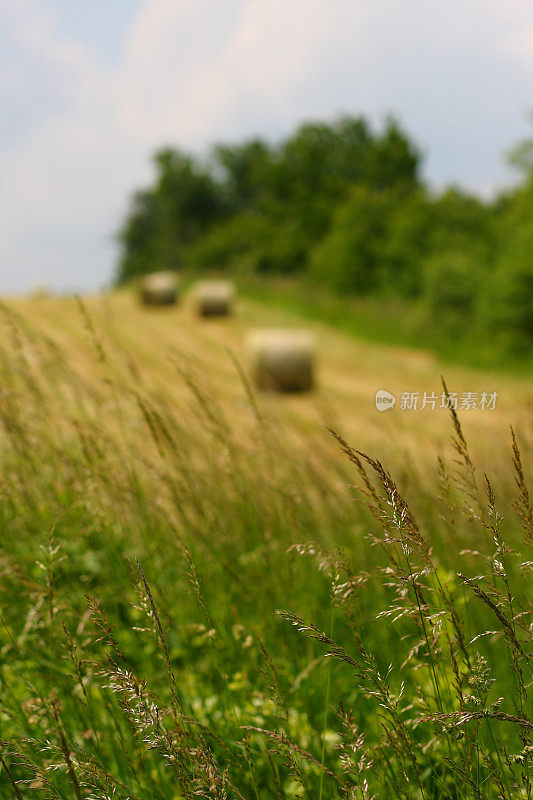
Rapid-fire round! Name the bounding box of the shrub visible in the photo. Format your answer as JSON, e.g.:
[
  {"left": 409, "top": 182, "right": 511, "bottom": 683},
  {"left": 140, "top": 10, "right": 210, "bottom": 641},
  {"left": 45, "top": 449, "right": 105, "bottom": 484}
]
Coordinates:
[
  {"left": 481, "top": 228, "right": 533, "bottom": 355},
  {"left": 422, "top": 250, "right": 484, "bottom": 335},
  {"left": 310, "top": 185, "right": 394, "bottom": 293}
]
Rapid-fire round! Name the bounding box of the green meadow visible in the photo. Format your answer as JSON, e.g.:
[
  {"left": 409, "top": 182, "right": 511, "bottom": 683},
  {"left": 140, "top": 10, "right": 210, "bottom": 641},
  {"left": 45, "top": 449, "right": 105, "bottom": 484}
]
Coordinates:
[{"left": 0, "top": 289, "right": 531, "bottom": 799}]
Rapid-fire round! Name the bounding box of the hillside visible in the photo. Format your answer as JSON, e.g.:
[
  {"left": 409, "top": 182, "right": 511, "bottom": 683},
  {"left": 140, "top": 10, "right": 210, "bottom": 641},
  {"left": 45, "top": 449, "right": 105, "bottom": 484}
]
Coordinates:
[
  {"left": 1, "top": 287, "right": 532, "bottom": 799},
  {"left": 7, "top": 287, "right": 532, "bottom": 478},
  {"left": 116, "top": 117, "right": 533, "bottom": 367}
]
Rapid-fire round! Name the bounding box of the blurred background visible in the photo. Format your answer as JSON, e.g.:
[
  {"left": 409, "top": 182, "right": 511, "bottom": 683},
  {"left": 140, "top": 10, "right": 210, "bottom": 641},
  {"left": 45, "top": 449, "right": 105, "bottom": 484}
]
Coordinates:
[{"left": 1, "top": 0, "right": 533, "bottom": 364}]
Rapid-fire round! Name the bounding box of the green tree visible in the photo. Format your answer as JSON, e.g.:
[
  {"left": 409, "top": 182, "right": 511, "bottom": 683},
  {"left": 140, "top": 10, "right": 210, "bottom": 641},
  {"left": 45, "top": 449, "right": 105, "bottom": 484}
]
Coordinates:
[
  {"left": 116, "top": 190, "right": 159, "bottom": 281},
  {"left": 427, "top": 188, "right": 495, "bottom": 258},
  {"left": 213, "top": 139, "right": 274, "bottom": 211},
  {"left": 365, "top": 115, "right": 420, "bottom": 190},
  {"left": 422, "top": 250, "right": 483, "bottom": 335},
  {"left": 117, "top": 148, "right": 226, "bottom": 283},
  {"left": 481, "top": 177, "right": 533, "bottom": 354},
  {"left": 379, "top": 190, "right": 432, "bottom": 296},
  {"left": 309, "top": 185, "right": 394, "bottom": 293}
]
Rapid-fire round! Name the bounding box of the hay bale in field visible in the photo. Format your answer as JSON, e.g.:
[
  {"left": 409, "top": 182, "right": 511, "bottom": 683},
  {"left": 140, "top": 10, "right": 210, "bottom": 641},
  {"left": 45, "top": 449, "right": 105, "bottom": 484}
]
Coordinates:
[
  {"left": 192, "top": 280, "right": 235, "bottom": 317},
  {"left": 140, "top": 271, "right": 179, "bottom": 306},
  {"left": 247, "top": 329, "right": 315, "bottom": 392}
]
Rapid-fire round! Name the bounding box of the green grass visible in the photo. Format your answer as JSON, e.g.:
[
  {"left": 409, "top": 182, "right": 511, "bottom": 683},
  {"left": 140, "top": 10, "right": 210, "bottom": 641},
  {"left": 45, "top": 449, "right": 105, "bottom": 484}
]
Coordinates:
[
  {"left": 0, "top": 296, "right": 531, "bottom": 799},
  {"left": 236, "top": 275, "right": 533, "bottom": 375}
]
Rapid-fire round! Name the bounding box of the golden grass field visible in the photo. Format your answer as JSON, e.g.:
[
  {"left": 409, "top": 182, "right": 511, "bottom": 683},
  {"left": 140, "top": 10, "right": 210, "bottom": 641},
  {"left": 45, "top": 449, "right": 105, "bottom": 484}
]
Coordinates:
[
  {"left": 1, "top": 287, "right": 532, "bottom": 799},
  {"left": 5, "top": 287, "right": 532, "bottom": 487}
]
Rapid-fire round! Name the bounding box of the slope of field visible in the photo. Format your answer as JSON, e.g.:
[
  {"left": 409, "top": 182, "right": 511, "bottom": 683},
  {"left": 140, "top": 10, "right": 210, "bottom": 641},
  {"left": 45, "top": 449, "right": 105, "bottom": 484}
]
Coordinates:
[
  {"left": 1, "top": 286, "right": 532, "bottom": 799},
  {"left": 7, "top": 287, "right": 533, "bottom": 480}
]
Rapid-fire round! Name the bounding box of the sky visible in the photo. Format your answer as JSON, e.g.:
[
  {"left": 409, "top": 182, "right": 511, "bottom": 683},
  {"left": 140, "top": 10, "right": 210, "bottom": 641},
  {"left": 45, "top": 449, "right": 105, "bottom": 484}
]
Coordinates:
[{"left": 1, "top": 0, "right": 533, "bottom": 294}]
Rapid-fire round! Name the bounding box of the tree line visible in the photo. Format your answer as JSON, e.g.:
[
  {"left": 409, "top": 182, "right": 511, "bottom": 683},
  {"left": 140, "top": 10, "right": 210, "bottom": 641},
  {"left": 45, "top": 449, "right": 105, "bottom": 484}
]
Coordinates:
[{"left": 116, "top": 115, "right": 533, "bottom": 359}]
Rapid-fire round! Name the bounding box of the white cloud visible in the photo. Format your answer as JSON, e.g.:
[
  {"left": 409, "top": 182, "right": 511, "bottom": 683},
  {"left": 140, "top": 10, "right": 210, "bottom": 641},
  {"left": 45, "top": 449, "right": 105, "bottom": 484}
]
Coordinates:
[
  {"left": 1, "top": 0, "right": 533, "bottom": 292},
  {"left": 0, "top": 2, "right": 137, "bottom": 291},
  {"left": 116, "top": 0, "right": 341, "bottom": 146}
]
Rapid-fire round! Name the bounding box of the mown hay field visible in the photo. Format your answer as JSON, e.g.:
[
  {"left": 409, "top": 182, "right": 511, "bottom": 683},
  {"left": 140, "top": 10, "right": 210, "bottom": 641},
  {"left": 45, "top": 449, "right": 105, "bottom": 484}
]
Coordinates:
[{"left": 8, "top": 288, "right": 532, "bottom": 470}]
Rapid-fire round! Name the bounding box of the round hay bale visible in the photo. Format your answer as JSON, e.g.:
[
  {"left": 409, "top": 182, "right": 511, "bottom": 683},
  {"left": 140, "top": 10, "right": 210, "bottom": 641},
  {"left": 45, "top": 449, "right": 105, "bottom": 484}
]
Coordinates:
[
  {"left": 193, "top": 280, "right": 235, "bottom": 317},
  {"left": 140, "top": 271, "right": 179, "bottom": 306},
  {"left": 247, "top": 329, "right": 315, "bottom": 393}
]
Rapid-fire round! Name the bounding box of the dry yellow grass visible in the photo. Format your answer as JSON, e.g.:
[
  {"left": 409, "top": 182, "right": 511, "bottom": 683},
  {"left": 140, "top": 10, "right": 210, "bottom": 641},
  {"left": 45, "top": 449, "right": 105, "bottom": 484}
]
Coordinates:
[{"left": 4, "top": 288, "right": 532, "bottom": 486}]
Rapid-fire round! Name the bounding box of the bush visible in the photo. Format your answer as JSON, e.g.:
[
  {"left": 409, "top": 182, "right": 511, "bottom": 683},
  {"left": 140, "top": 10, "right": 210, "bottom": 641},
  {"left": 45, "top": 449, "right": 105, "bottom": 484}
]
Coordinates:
[
  {"left": 379, "top": 190, "right": 432, "bottom": 296},
  {"left": 481, "top": 228, "right": 533, "bottom": 355},
  {"left": 422, "top": 250, "right": 484, "bottom": 335},
  {"left": 187, "top": 211, "right": 311, "bottom": 274},
  {"left": 309, "top": 185, "right": 394, "bottom": 293},
  {"left": 186, "top": 212, "right": 269, "bottom": 272}
]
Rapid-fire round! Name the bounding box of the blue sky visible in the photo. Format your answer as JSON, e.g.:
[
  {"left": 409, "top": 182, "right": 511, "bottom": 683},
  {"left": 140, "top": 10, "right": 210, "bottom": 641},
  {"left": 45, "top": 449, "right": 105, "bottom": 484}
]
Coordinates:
[{"left": 1, "top": 0, "right": 533, "bottom": 293}]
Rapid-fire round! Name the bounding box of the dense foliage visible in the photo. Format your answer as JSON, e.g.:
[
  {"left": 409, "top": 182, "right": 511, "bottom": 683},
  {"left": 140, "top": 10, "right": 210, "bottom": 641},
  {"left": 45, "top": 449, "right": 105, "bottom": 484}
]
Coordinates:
[{"left": 116, "top": 115, "right": 533, "bottom": 359}]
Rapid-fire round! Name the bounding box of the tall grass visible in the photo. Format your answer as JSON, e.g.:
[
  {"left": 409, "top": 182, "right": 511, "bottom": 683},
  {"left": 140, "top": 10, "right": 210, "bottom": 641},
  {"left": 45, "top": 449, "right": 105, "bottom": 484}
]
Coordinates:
[{"left": 0, "top": 301, "right": 530, "bottom": 799}]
